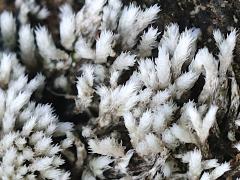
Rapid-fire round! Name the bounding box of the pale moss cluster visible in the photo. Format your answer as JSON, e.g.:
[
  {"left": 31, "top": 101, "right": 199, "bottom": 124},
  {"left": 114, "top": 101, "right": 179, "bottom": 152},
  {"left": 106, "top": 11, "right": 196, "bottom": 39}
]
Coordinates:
[{"left": 0, "top": 0, "right": 239, "bottom": 179}]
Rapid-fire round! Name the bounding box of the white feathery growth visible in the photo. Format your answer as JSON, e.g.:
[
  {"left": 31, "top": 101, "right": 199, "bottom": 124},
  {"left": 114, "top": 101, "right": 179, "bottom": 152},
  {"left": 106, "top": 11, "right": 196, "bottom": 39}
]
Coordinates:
[
  {"left": 60, "top": 134, "right": 74, "bottom": 149},
  {"left": 0, "top": 52, "right": 73, "bottom": 177},
  {"left": 185, "top": 102, "right": 218, "bottom": 143},
  {"left": 216, "top": 29, "right": 237, "bottom": 76},
  {"left": 144, "top": 133, "right": 163, "bottom": 154},
  {"left": 209, "top": 162, "right": 230, "bottom": 180},
  {"left": 56, "top": 122, "right": 74, "bottom": 136},
  {"left": 234, "top": 142, "right": 240, "bottom": 151},
  {"left": 136, "top": 4, "right": 160, "bottom": 32},
  {"left": 187, "top": 149, "right": 202, "bottom": 179},
  {"left": 0, "top": 132, "right": 18, "bottom": 151},
  {"left": 75, "top": 0, "right": 106, "bottom": 40},
  {"left": 162, "top": 162, "right": 172, "bottom": 178},
  {"left": 5, "top": 79, "right": 28, "bottom": 111},
  {"left": 88, "top": 137, "right": 125, "bottom": 158},
  {"left": 0, "top": 89, "right": 5, "bottom": 119},
  {"left": 31, "top": 157, "right": 53, "bottom": 171},
  {"left": 17, "top": 1, "right": 30, "bottom": 24},
  {"left": 101, "top": 0, "right": 122, "bottom": 30},
  {"left": 124, "top": 110, "right": 165, "bottom": 156},
  {"left": 171, "top": 28, "right": 197, "bottom": 78},
  {"left": 82, "top": 126, "right": 93, "bottom": 138},
  {"left": 235, "top": 118, "right": 240, "bottom": 127},
  {"left": 2, "top": 147, "right": 17, "bottom": 165},
  {"left": 113, "top": 80, "right": 139, "bottom": 115},
  {"left": 135, "top": 133, "right": 164, "bottom": 156},
  {"left": 93, "top": 64, "right": 106, "bottom": 83},
  {"left": 152, "top": 103, "right": 176, "bottom": 132},
  {"left": 21, "top": 117, "right": 37, "bottom": 136},
  {"left": 81, "top": 170, "right": 96, "bottom": 180},
  {"left": 34, "top": 105, "right": 58, "bottom": 129},
  {"left": 174, "top": 70, "right": 199, "bottom": 98},
  {"left": 137, "top": 88, "right": 153, "bottom": 105},
  {"left": 76, "top": 65, "right": 95, "bottom": 111},
  {"left": 138, "top": 58, "right": 158, "bottom": 89},
  {"left": 155, "top": 46, "right": 171, "bottom": 89},
  {"left": 95, "top": 30, "right": 115, "bottom": 63},
  {"left": 189, "top": 28, "right": 202, "bottom": 60},
  {"left": 19, "top": 24, "right": 37, "bottom": 68},
  {"left": 170, "top": 123, "right": 196, "bottom": 144},
  {"left": 200, "top": 172, "right": 211, "bottom": 180},
  {"left": 160, "top": 23, "right": 180, "bottom": 55},
  {"left": 135, "top": 140, "right": 148, "bottom": 156},
  {"left": 202, "top": 159, "right": 219, "bottom": 170},
  {"left": 124, "top": 110, "right": 154, "bottom": 147},
  {"left": 97, "top": 78, "right": 140, "bottom": 119},
  {"left": 138, "top": 110, "right": 153, "bottom": 132},
  {"left": 213, "top": 29, "right": 224, "bottom": 46},
  {"left": 35, "top": 26, "right": 68, "bottom": 64},
  {"left": 0, "top": 11, "right": 16, "bottom": 48},
  {"left": 34, "top": 136, "right": 52, "bottom": 154},
  {"left": 88, "top": 156, "right": 113, "bottom": 178},
  {"left": 138, "top": 26, "right": 159, "bottom": 57},
  {"left": 59, "top": 3, "right": 76, "bottom": 50},
  {"left": 11, "top": 59, "right": 26, "bottom": 80},
  {"left": 0, "top": 102, "right": 72, "bottom": 178},
  {"left": 40, "top": 168, "right": 63, "bottom": 179},
  {"left": 162, "top": 129, "right": 179, "bottom": 148},
  {"left": 0, "top": 53, "right": 13, "bottom": 87},
  {"left": 16, "top": 1, "right": 49, "bottom": 24},
  {"left": 118, "top": 3, "right": 140, "bottom": 49},
  {"left": 111, "top": 52, "right": 136, "bottom": 71},
  {"left": 37, "top": 7, "right": 50, "bottom": 20},
  {"left": 201, "top": 105, "right": 218, "bottom": 141},
  {"left": 123, "top": 112, "right": 136, "bottom": 133},
  {"left": 190, "top": 48, "right": 215, "bottom": 74},
  {"left": 7, "top": 91, "right": 31, "bottom": 114},
  {"left": 119, "top": 4, "right": 160, "bottom": 50},
  {"left": 15, "top": 0, "right": 24, "bottom": 8},
  {"left": 109, "top": 70, "right": 120, "bottom": 88},
  {"left": 74, "top": 37, "right": 95, "bottom": 60},
  {"left": 85, "top": 0, "right": 106, "bottom": 16},
  {"left": 115, "top": 150, "right": 134, "bottom": 174},
  {"left": 54, "top": 75, "right": 68, "bottom": 91},
  {"left": 193, "top": 48, "right": 218, "bottom": 102},
  {"left": 150, "top": 89, "right": 171, "bottom": 108}
]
